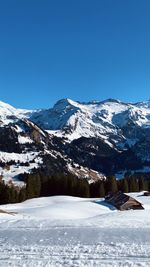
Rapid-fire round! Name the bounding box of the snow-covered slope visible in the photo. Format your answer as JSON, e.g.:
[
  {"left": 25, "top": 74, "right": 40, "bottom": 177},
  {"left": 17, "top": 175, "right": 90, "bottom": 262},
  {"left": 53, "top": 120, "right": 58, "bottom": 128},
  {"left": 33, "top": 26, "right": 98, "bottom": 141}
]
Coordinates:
[
  {"left": 0, "top": 193, "right": 150, "bottom": 266},
  {"left": 0, "top": 101, "right": 65, "bottom": 185},
  {"left": 1, "top": 192, "right": 149, "bottom": 223},
  {"left": 0, "top": 101, "right": 34, "bottom": 125},
  {"left": 0, "top": 195, "right": 112, "bottom": 220}
]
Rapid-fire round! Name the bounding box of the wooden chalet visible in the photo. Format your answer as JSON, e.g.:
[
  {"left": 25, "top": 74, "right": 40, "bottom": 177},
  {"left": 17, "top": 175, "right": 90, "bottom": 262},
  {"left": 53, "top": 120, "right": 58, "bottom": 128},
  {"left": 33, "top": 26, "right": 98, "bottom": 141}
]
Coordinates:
[
  {"left": 143, "top": 191, "right": 150, "bottom": 196},
  {"left": 105, "top": 191, "right": 144, "bottom": 211}
]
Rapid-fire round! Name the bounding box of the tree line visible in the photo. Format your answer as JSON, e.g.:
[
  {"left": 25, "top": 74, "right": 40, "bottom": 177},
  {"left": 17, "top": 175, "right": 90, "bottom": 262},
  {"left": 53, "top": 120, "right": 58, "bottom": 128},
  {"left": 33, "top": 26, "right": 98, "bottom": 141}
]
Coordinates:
[{"left": 0, "top": 172, "right": 150, "bottom": 204}]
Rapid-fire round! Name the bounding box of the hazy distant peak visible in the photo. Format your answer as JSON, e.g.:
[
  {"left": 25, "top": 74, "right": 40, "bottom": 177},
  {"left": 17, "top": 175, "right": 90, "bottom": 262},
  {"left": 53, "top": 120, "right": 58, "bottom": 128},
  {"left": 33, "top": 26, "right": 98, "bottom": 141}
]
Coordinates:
[{"left": 135, "top": 100, "right": 150, "bottom": 109}]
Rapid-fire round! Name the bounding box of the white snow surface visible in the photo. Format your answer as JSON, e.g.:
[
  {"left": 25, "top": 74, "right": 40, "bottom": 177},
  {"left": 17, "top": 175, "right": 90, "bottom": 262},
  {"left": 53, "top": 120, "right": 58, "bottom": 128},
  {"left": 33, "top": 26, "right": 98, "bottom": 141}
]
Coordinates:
[
  {"left": 0, "top": 151, "right": 42, "bottom": 186},
  {"left": 0, "top": 151, "right": 38, "bottom": 163},
  {"left": 18, "top": 135, "right": 33, "bottom": 144},
  {"left": 0, "top": 192, "right": 150, "bottom": 266}
]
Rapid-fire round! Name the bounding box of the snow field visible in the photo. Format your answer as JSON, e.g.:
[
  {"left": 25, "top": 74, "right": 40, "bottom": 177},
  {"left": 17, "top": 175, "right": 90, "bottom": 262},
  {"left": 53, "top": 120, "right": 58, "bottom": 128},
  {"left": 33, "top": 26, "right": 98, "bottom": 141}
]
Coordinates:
[{"left": 0, "top": 193, "right": 150, "bottom": 266}]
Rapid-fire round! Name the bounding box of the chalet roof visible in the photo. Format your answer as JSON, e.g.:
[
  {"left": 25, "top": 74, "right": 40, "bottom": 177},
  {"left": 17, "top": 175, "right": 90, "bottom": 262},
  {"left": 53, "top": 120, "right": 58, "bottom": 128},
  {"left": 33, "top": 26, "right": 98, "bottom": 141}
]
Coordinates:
[
  {"left": 105, "top": 191, "right": 143, "bottom": 210},
  {"left": 143, "top": 191, "right": 150, "bottom": 196}
]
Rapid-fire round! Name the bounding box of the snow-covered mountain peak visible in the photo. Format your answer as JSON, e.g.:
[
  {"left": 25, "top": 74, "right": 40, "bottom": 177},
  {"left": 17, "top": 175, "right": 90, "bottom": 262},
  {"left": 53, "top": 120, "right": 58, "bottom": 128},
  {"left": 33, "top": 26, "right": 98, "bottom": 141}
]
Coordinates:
[
  {"left": 53, "top": 98, "right": 83, "bottom": 111},
  {"left": 0, "top": 100, "right": 17, "bottom": 115},
  {"left": 28, "top": 98, "right": 150, "bottom": 148},
  {"left": 51, "top": 98, "right": 131, "bottom": 120},
  {"left": 1, "top": 98, "right": 150, "bottom": 136},
  {"left": 0, "top": 100, "right": 36, "bottom": 126},
  {"left": 0, "top": 101, "right": 21, "bottom": 126},
  {"left": 2, "top": 98, "right": 150, "bottom": 184}
]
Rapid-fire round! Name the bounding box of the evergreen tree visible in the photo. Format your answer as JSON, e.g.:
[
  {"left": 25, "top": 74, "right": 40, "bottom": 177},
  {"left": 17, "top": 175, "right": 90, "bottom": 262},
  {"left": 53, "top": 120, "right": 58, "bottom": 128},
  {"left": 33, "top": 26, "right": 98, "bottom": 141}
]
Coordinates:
[
  {"left": 0, "top": 182, "right": 10, "bottom": 204},
  {"left": 139, "top": 176, "right": 148, "bottom": 191},
  {"left": 19, "top": 187, "right": 26, "bottom": 202},
  {"left": 26, "top": 173, "right": 41, "bottom": 199},
  {"left": 128, "top": 176, "right": 139, "bottom": 192},
  {"left": 78, "top": 179, "right": 90, "bottom": 198},
  {"left": 98, "top": 181, "right": 105, "bottom": 197},
  {"left": 121, "top": 178, "right": 129, "bottom": 193},
  {"left": 105, "top": 176, "right": 118, "bottom": 194}
]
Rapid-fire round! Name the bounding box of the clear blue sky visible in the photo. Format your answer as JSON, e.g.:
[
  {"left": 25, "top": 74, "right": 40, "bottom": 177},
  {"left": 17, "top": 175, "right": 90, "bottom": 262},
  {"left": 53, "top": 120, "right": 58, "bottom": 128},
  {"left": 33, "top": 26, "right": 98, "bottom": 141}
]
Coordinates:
[{"left": 0, "top": 0, "right": 150, "bottom": 109}]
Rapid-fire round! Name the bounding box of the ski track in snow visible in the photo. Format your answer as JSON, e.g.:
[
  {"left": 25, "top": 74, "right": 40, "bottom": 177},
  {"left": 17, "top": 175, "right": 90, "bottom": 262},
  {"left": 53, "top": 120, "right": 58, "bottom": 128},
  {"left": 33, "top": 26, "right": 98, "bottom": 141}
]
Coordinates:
[
  {"left": 0, "top": 193, "right": 150, "bottom": 266},
  {"left": 0, "top": 228, "right": 150, "bottom": 267},
  {"left": 0, "top": 243, "right": 150, "bottom": 267}
]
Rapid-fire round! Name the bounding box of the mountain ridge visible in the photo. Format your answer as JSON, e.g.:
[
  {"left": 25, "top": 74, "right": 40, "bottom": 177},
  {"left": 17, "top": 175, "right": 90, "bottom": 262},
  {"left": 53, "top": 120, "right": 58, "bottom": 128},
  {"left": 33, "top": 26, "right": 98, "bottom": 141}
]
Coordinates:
[{"left": 1, "top": 98, "right": 150, "bottom": 186}]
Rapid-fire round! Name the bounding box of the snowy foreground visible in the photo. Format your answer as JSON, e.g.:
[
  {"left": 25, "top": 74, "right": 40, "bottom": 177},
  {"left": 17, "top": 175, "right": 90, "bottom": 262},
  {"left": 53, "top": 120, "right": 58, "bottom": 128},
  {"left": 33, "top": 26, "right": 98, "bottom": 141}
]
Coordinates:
[{"left": 0, "top": 193, "right": 150, "bottom": 267}]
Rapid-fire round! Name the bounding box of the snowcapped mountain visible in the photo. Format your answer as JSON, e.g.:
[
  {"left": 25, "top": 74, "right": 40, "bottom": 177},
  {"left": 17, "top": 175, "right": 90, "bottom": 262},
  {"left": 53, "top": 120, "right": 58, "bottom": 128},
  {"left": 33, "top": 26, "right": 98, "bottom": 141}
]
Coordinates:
[
  {"left": 1, "top": 98, "right": 150, "bottom": 186},
  {"left": 30, "top": 98, "right": 150, "bottom": 150},
  {"left": 0, "top": 101, "right": 34, "bottom": 126}
]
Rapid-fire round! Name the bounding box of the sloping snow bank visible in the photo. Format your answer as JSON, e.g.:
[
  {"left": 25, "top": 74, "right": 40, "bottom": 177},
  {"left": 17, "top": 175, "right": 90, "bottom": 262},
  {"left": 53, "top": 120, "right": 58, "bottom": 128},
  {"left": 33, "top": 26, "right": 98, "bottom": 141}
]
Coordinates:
[
  {"left": 0, "top": 192, "right": 150, "bottom": 267},
  {"left": 0, "top": 192, "right": 150, "bottom": 223},
  {"left": 1, "top": 195, "right": 113, "bottom": 221}
]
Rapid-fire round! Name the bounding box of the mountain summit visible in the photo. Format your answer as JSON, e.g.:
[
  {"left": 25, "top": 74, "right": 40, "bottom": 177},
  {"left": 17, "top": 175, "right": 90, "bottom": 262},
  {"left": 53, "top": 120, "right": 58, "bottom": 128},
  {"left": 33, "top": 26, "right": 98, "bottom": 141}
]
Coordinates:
[{"left": 0, "top": 98, "right": 150, "bottom": 186}]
